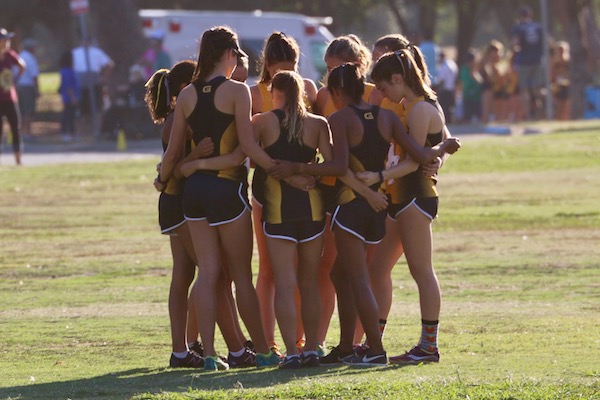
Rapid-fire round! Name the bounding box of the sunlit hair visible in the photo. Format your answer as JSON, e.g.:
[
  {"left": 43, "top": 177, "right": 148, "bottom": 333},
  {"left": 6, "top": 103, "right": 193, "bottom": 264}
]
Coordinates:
[
  {"left": 374, "top": 34, "right": 430, "bottom": 85},
  {"left": 145, "top": 60, "right": 196, "bottom": 124},
  {"left": 271, "top": 70, "right": 307, "bottom": 145},
  {"left": 371, "top": 49, "right": 437, "bottom": 101},
  {"left": 193, "top": 26, "right": 240, "bottom": 83},
  {"left": 485, "top": 40, "right": 504, "bottom": 57},
  {"left": 325, "top": 35, "right": 371, "bottom": 77},
  {"left": 326, "top": 63, "right": 364, "bottom": 104},
  {"left": 258, "top": 32, "right": 300, "bottom": 83}
]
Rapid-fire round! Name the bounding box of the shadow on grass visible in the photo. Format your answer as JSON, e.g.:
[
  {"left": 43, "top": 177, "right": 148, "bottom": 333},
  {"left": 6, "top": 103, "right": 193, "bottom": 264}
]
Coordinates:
[{"left": 0, "top": 364, "right": 392, "bottom": 399}]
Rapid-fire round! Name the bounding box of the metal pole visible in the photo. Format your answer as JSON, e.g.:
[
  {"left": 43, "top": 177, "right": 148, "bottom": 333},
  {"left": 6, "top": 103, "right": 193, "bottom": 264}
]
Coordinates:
[
  {"left": 540, "top": 0, "right": 553, "bottom": 120},
  {"left": 78, "top": 13, "right": 99, "bottom": 137}
]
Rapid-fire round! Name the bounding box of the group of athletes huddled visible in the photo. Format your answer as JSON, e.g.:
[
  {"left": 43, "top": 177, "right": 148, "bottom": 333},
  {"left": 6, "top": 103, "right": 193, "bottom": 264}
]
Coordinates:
[{"left": 144, "top": 27, "right": 460, "bottom": 371}]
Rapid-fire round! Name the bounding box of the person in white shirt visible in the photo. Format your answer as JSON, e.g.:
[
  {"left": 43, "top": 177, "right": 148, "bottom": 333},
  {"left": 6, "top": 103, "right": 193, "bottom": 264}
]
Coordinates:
[
  {"left": 17, "top": 38, "right": 39, "bottom": 137},
  {"left": 72, "top": 38, "right": 114, "bottom": 136},
  {"left": 436, "top": 51, "right": 458, "bottom": 123}
]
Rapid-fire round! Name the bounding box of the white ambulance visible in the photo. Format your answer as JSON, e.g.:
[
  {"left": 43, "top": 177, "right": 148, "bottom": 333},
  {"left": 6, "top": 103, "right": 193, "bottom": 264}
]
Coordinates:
[{"left": 139, "top": 9, "right": 335, "bottom": 84}]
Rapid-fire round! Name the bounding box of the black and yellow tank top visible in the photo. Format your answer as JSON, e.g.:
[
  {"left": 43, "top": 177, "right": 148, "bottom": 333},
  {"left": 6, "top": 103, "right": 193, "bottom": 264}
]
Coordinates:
[
  {"left": 388, "top": 97, "right": 443, "bottom": 204},
  {"left": 186, "top": 76, "right": 246, "bottom": 182},
  {"left": 257, "top": 81, "right": 313, "bottom": 113},
  {"left": 255, "top": 109, "right": 324, "bottom": 224},
  {"left": 332, "top": 104, "right": 390, "bottom": 206}
]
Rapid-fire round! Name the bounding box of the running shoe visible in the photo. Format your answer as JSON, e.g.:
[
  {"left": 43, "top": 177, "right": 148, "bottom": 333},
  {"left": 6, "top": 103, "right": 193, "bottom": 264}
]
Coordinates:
[
  {"left": 244, "top": 340, "right": 256, "bottom": 352},
  {"left": 204, "top": 355, "right": 229, "bottom": 371},
  {"left": 316, "top": 344, "right": 326, "bottom": 358},
  {"left": 301, "top": 352, "right": 320, "bottom": 368},
  {"left": 319, "top": 346, "right": 354, "bottom": 365},
  {"left": 279, "top": 354, "right": 302, "bottom": 370},
  {"left": 389, "top": 345, "right": 440, "bottom": 365},
  {"left": 169, "top": 352, "right": 204, "bottom": 368},
  {"left": 342, "top": 352, "right": 388, "bottom": 367},
  {"left": 353, "top": 343, "right": 369, "bottom": 357},
  {"left": 296, "top": 338, "right": 306, "bottom": 353},
  {"left": 256, "top": 349, "right": 282, "bottom": 368},
  {"left": 188, "top": 340, "right": 204, "bottom": 357},
  {"left": 228, "top": 347, "right": 256, "bottom": 368},
  {"left": 269, "top": 343, "right": 283, "bottom": 358}
]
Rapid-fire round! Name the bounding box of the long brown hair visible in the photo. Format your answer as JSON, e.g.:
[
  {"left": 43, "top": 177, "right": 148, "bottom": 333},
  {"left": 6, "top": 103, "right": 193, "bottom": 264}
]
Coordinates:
[
  {"left": 371, "top": 49, "right": 437, "bottom": 101},
  {"left": 326, "top": 63, "right": 364, "bottom": 104},
  {"left": 192, "top": 26, "right": 240, "bottom": 83},
  {"left": 271, "top": 70, "right": 307, "bottom": 145},
  {"left": 258, "top": 32, "right": 299, "bottom": 83}
]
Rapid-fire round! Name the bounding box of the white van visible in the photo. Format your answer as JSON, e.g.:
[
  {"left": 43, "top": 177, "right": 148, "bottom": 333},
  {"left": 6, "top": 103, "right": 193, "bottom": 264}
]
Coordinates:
[{"left": 139, "top": 9, "right": 335, "bottom": 84}]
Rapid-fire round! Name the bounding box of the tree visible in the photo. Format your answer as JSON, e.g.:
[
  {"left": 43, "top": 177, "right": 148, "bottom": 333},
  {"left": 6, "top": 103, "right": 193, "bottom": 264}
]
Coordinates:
[{"left": 453, "top": 0, "right": 485, "bottom": 64}]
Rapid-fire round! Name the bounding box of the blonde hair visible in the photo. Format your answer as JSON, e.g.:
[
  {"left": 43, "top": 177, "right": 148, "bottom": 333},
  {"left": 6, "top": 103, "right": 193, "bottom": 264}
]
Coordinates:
[{"left": 271, "top": 70, "right": 307, "bottom": 145}]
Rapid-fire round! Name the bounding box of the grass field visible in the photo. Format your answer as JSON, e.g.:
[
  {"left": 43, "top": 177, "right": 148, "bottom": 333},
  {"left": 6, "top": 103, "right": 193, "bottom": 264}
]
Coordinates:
[{"left": 0, "top": 124, "right": 599, "bottom": 399}]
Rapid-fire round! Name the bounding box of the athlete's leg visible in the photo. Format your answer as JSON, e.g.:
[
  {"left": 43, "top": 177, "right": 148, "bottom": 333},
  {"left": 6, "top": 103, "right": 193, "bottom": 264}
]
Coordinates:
[
  {"left": 187, "top": 219, "right": 222, "bottom": 357},
  {"left": 265, "top": 236, "right": 299, "bottom": 355},
  {"left": 252, "top": 199, "right": 278, "bottom": 347},
  {"left": 168, "top": 227, "right": 196, "bottom": 353},
  {"left": 317, "top": 215, "right": 337, "bottom": 345},
  {"left": 334, "top": 228, "right": 384, "bottom": 355},
  {"left": 329, "top": 255, "right": 355, "bottom": 353},
  {"left": 217, "top": 210, "right": 270, "bottom": 354},
  {"left": 297, "top": 235, "right": 324, "bottom": 352},
  {"left": 396, "top": 205, "right": 439, "bottom": 321}
]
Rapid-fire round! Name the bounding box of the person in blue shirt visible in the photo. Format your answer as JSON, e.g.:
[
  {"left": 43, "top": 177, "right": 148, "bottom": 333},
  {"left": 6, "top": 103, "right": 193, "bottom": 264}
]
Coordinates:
[{"left": 58, "top": 51, "right": 80, "bottom": 142}]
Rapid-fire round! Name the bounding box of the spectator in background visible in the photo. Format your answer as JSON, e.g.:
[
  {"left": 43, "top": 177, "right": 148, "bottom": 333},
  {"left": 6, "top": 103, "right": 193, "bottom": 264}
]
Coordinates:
[
  {"left": 72, "top": 37, "right": 114, "bottom": 137},
  {"left": 458, "top": 50, "right": 482, "bottom": 123},
  {"left": 58, "top": 51, "right": 79, "bottom": 142},
  {"left": 0, "top": 28, "right": 25, "bottom": 165},
  {"left": 551, "top": 41, "right": 570, "bottom": 120},
  {"left": 436, "top": 51, "right": 458, "bottom": 123},
  {"left": 479, "top": 41, "right": 502, "bottom": 123},
  {"left": 16, "top": 38, "right": 39, "bottom": 138},
  {"left": 139, "top": 30, "right": 172, "bottom": 80},
  {"left": 416, "top": 32, "right": 440, "bottom": 87},
  {"left": 505, "top": 52, "right": 523, "bottom": 122},
  {"left": 511, "top": 5, "right": 544, "bottom": 119}
]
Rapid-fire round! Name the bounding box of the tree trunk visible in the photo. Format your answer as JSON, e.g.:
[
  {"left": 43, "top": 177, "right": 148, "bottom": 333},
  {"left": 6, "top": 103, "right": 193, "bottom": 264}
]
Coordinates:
[
  {"left": 565, "top": 0, "right": 591, "bottom": 118},
  {"left": 454, "top": 0, "right": 483, "bottom": 64}
]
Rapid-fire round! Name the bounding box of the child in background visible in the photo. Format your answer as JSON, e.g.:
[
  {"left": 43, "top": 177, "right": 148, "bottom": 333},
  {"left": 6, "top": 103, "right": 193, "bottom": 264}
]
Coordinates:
[{"left": 58, "top": 51, "right": 80, "bottom": 142}]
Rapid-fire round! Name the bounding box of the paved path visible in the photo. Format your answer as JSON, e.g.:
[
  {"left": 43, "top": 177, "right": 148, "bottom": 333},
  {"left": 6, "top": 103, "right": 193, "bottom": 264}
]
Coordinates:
[{"left": 0, "top": 123, "right": 536, "bottom": 167}]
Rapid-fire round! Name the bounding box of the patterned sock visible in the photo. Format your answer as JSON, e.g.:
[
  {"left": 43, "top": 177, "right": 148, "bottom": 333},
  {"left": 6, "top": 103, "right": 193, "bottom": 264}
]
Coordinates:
[
  {"left": 419, "top": 319, "right": 439, "bottom": 353},
  {"left": 378, "top": 318, "right": 387, "bottom": 339}
]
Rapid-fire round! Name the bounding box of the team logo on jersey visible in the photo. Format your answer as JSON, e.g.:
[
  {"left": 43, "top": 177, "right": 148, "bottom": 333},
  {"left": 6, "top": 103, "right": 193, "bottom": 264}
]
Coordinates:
[
  {"left": 364, "top": 112, "right": 374, "bottom": 120},
  {"left": 202, "top": 85, "right": 212, "bottom": 93}
]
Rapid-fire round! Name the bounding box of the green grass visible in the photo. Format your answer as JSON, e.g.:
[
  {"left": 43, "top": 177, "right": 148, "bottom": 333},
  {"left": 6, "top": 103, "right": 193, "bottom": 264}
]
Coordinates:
[{"left": 1, "top": 124, "right": 600, "bottom": 399}]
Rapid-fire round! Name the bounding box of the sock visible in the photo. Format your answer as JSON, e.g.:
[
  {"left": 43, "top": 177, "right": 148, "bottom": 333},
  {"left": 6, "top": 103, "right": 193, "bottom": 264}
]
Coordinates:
[
  {"left": 378, "top": 318, "right": 387, "bottom": 339},
  {"left": 172, "top": 351, "right": 188, "bottom": 359},
  {"left": 419, "top": 319, "right": 439, "bottom": 353},
  {"left": 229, "top": 347, "right": 245, "bottom": 357}
]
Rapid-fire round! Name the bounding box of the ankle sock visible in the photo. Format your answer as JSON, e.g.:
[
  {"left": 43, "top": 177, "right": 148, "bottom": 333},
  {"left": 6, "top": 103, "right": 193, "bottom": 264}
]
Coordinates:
[
  {"left": 419, "top": 319, "right": 439, "bottom": 353},
  {"left": 172, "top": 351, "right": 189, "bottom": 359},
  {"left": 230, "top": 347, "right": 245, "bottom": 357}
]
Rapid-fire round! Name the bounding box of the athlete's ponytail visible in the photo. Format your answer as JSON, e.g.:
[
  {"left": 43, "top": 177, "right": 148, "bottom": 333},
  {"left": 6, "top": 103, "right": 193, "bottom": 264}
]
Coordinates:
[
  {"left": 193, "top": 26, "right": 240, "bottom": 83},
  {"left": 145, "top": 60, "right": 196, "bottom": 124},
  {"left": 326, "top": 63, "right": 364, "bottom": 104},
  {"left": 258, "top": 32, "right": 300, "bottom": 83},
  {"left": 372, "top": 49, "right": 436, "bottom": 101},
  {"left": 271, "top": 70, "right": 307, "bottom": 145}
]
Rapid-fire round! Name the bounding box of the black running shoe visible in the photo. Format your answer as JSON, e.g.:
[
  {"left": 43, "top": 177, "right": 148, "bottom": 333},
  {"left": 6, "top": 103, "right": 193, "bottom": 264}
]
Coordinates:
[
  {"left": 169, "top": 352, "right": 204, "bottom": 368},
  {"left": 188, "top": 341, "right": 204, "bottom": 357},
  {"left": 279, "top": 354, "right": 302, "bottom": 369},
  {"left": 228, "top": 347, "right": 256, "bottom": 368},
  {"left": 342, "top": 352, "right": 388, "bottom": 367},
  {"left": 301, "top": 352, "right": 320, "bottom": 368},
  {"left": 319, "top": 346, "right": 354, "bottom": 365},
  {"left": 244, "top": 340, "right": 255, "bottom": 352}
]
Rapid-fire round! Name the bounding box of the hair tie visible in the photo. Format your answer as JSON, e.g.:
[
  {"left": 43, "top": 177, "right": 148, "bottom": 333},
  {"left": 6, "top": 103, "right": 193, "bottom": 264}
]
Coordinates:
[{"left": 154, "top": 71, "right": 171, "bottom": 111}]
